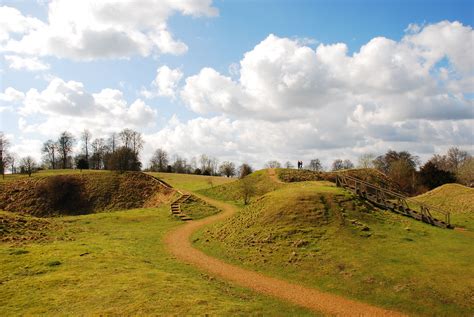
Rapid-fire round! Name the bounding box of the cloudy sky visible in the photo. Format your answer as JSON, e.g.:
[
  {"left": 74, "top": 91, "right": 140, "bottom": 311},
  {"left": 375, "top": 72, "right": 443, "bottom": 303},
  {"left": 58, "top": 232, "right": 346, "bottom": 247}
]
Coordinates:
[{"left": 0, "top": 0, "right": 473, "bottom": 169}]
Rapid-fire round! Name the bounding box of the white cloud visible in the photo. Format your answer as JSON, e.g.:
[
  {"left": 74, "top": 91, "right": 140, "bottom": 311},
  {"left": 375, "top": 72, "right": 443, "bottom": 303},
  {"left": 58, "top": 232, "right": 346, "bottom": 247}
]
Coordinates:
[
  {"left": 18, "top": 78, "right": 158, "bottom": 137},
  {"left": 175, "top": 21, "right": 473, "bottom": 166},
  {"left": 0, "top": 87, "right": 25, "bottom": 102},
  {"left": 5, "top": 54, "right": 50, "bottom": 71},
  {"left": 142, "top": 66, "right": 183, "bottom": 99},
  {"left": 0, "top": 0, "right": 218, "bottom": 60}
]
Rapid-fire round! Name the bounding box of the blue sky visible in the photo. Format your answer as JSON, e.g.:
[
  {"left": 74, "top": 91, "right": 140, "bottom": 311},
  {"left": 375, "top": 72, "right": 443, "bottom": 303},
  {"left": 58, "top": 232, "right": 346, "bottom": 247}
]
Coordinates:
[{"left": 0, "top": 0, "right": 473, "bottom": 168}]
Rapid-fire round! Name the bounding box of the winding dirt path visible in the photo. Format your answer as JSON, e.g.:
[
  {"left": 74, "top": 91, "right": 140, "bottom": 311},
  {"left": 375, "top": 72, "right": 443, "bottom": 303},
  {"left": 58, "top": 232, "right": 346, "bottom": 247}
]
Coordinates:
[
  {"left": 164, "top": 192, "right": 405, "bottom": 316},
  {"left": 268, "top": 168, "right": 284, "bottom": 184}
]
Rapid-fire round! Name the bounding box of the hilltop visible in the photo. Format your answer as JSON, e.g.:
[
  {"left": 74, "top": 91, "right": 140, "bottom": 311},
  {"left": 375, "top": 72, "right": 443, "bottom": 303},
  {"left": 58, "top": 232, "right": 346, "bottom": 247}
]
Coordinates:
[{"left": 413, "top": 183, "right": 474, "bottom": 214}]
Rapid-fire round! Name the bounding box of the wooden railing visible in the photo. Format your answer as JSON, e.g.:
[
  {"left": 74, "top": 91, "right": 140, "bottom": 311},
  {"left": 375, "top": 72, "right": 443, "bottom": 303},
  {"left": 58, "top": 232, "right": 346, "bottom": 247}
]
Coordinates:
[{"left": 336, "top": 174, "right": 452, "bottom": 229}]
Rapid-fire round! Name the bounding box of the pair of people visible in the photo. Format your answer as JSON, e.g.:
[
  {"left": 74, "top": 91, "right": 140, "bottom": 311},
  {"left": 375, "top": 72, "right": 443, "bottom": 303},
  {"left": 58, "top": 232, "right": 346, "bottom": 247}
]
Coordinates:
[{"left": 297, "top": 160, "right": 303, "bottom": 169}]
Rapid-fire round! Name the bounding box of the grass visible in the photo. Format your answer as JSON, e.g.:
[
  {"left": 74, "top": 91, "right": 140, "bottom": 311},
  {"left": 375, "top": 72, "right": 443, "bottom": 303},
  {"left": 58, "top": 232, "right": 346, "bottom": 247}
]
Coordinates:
[
  {"left": 148, "top": 172, "right": 235, "bottom": 192},
  {"left": 181, "top": 196, "right": 221, "bottom": 220},
  {"left": 411, "top": 183, "right": 474, "bottom": 230},
  {"left": 198, "top": 169, "right": 284, "bottom": 205},
  {"left": 0, "top": 172, "right": 174, "bottom": 217},
  {"left": 193, "top": 180, "right": 474, "bottom": 316},
  {"left": 0, "top": 169, "right": 109, "bottom": 183},
  {"left": 0, "top": 206, "right": 313, "bottom": 315}
]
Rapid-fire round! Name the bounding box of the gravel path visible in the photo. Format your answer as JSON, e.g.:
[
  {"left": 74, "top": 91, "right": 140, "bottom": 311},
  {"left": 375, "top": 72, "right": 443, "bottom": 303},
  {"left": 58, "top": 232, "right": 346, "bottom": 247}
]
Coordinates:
[{"left": 164, "top": 193, "right": 406, "bottom": 316}]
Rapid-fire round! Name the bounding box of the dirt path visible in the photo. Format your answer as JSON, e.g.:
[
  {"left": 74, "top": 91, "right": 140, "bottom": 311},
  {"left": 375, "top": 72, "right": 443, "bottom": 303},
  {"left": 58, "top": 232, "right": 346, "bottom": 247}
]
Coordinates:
[
  {"left": 268, "top": 168, "right": 284, "bottom": 184},
  {"left": 164, "top": 193, "right": 406, "bottom": 316}
]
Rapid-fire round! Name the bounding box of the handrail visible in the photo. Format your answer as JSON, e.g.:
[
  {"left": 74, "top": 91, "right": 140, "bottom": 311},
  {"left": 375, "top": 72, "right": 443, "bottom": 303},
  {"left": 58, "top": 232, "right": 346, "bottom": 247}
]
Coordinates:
[{"left": 336, "top": 173, "right": 452, "bottom": 228}]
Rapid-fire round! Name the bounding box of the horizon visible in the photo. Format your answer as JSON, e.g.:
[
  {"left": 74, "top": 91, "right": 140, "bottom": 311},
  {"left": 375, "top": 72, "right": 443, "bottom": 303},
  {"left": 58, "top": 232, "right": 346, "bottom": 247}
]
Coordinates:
[{"left": 1, "top": 0, "right": 473, "bottom": 169}]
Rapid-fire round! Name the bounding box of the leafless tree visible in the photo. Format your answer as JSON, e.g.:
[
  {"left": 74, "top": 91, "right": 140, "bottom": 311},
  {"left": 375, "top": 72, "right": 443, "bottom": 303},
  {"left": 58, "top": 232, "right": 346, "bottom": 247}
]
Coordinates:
[
  {"left": 284, "top": 161, "right": 294, "bottom": 169},
  {"left": 308, "top": 159, "right": 322, "bottom": 172},
  {"left": 90, "top": 138, "right": 106, "bottom": 169},
  {"left": 239, "top": 176, "right": 256, "bottom": 205},
  {"left": 357, "top": 153, "right": 376, "bottom": 169},
  {"left": 149, "top": 148, "right": 169, "bottom": 172},
  {"left": 457, "top": 157, "right": 474, "bottom": 187},
  {"left": 238, "top": 163, "right": 253, "bottom": 178},
  {"left": 332, "top": 159, "right": 344, "bottom": 171},
  {"left": 42, "top": 139, "right": 58, "bottom": 169},
  {"left": 265, "top": 160, "right": 281, "bottom": 169},
  {"left": 57, "top": 131, "right": 75, "bottom": 169},
  {"left": 219, "top": 161, "right": 236, "bottom": 177},
  {"left": 343, "top": 159, "right": 354, "bottom": 169},
  {"left": 0, "top": 132, "right": 10, "bottom": 179},
  {"left": 7, "top": 153, "right": 18, "bottom": 174},
  {"left": 81, "top": 129, "right": 92, "bottom": 161},
  {"left": 108, "top": 132, "right": 118, "bottom": 154},
  {"left": 20, "top": 156, "right": 37, "bottom": 177},
  {"left": 446, "top": 147, "right": 470, "bottom": 173}
]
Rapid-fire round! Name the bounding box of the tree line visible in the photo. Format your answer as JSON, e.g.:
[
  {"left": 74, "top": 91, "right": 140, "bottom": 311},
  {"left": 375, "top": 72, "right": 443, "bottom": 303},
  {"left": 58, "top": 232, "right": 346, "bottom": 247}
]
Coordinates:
[{"left": 1, "top": 130, "right": 472, "bottom": 193}]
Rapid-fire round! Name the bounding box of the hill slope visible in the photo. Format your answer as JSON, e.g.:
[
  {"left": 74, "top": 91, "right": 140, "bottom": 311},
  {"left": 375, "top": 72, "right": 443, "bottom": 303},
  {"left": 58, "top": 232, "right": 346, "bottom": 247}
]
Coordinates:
[
  {"left": 412, "top": 183, "right": 474, "bottom": 214},
  {"left": 194, "top": 181, "right": 474, "bottom": 315},
  {"left": 0, "top": 172, "right": 174, "bottom": 217}
]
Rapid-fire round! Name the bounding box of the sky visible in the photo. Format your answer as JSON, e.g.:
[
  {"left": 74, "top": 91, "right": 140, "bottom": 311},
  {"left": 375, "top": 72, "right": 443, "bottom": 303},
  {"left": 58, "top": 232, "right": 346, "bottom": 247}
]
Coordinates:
[{"left": 0, "top": 0, "right": 473, "bottom": 169}]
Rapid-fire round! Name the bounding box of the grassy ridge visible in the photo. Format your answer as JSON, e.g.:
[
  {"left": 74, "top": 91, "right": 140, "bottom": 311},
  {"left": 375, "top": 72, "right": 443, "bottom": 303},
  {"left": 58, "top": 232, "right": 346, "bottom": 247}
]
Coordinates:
[
  {"left": 411, "top": 183, "right": 474, "bottom": 231},
  {"left": 198, "top": 170, "right": 284, "bottom": 204},
  {"left": 0, "top": 207, "right": 312, "bottom": 315},
  {"left": 148, "top": 172, "right": 235, "bottom": 192},
  {"left": 194, "top": 180, "right": 474, "bottom": 316},
  {"left": 0, "top": 169, "right": 109, "bottom": 183}
]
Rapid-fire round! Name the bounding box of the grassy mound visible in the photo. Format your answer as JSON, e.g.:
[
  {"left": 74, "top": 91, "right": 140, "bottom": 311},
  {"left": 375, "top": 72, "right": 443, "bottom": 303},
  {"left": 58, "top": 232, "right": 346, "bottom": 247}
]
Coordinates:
[
  {"left": 181, "top": 196, "right": 221, "bottom": 220},
  {"left": 278, "top": 168, "right": 401, "bottom": 192},
  {"left": 198, "top": 170, "right": 284, "bottom": 203},
  {"left": 0, "top": 172, "right": 173, "bottom": 217},
  {"left": 195, "top": 181, "right": 474, "bottom": 315},
  {"left": 412, "top": 183, "right": 474, "bottom": 214},
  {"left": 1, "top": 211, "right": 54, "bottom": 244}
]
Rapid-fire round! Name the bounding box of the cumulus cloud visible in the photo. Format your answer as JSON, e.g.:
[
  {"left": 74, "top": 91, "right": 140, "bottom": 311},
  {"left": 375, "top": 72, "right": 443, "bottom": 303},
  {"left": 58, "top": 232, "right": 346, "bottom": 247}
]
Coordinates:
[
  {"left": 18, "top": 78, "right": 157, "bottom": 137},
  {"left": 142, "top": 65, "right": 183, "bottom": 99},
  {"left": 0, "top": 0, "right": 218, "bottom": 60},
  {"left": 0, "top": 87, "right": 25, "bottom": 102},
  {"left": 5, "top": 54, "right": 50, "bottom": 71},
  {"left": 176, "top": 21, "right": 474, "bottom": 166}
]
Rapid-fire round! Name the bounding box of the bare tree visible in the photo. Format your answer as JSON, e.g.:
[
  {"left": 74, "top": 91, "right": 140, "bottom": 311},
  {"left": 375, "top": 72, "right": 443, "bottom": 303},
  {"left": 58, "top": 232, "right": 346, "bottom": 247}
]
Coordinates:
[
  {"left": 90, "top": 138, "right": 106, "bottom": 169},
  {"left": 239, "top": 177, "right": 256, "bottom": 205},
  {"left": 308, "top": 159, "right": 323, "bottom": 172},
  {"left": 265, "top": 160, "right": 281, "bottom": 169},
  {"left": 238, "top": 163, "right": 253, "bottom": 179},
  {"left": 332, "top": 159, "right": 344, "bottom": 171},
  {"left": 284, "top": 161, "right": 294, "bottom": 169},
  {"left": 7, "top": 153, "right": 18, "bottom": 174},
  {"left": 57, "top": 131, "right": 75, "bottom": 169},
  {"left": 81, "top": 129, "right": 92, "bottom": 161},
  {"left": 357, "top": 153, "right": 376, "bottom": 169},
  {"left": 0, "top": 132, "right": 10, "bottom": 179},
  {"left": 446, "top": 147, "right": 470, "bottom": 173},
  {"left": 149, "top": 148, "right": 169, "bottom": 172},
  {"left": 172, "top": 155, "right": 187, "bottom": 174},
  {"left": 343, "top": 159, "right": 354, "bottom": 169},
  {"left": 108, "top": 132, "right": 118, "bottom": 154},
  {"left": 42, "top": 139, "right": 58, "bottom": 169},
  {"left": 457, "top": 157, "right": 474, "bottom": 187},
  {"left": 20, "top": 156, "right": 37, "bottom": 177},
  {"left": 219, "top": 161, "right": 236, "bottom": 177}
]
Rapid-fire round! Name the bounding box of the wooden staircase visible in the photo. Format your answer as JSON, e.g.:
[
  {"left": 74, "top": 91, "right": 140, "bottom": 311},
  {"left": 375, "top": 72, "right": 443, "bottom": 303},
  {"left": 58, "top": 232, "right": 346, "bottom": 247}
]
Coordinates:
[
  {"left": 336, "top": 174, "right": 453, "bottom": 229},
  {"left": 170, "top": 193, "right": 193, "bottom": 221}
]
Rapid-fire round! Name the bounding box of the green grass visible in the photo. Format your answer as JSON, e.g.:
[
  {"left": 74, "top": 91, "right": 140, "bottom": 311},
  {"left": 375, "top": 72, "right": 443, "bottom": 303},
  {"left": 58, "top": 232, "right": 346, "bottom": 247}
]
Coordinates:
[
  {"left": 181, "top": 196, "right": 221, "bottom": 220},
  {"left": 0, "top": 169, "right": 109, "bottom": 183},
  {"left": 0, "top": 207, "right": 312, "bottom": 315},
  {"left": 198, "top": 169, "right": 284, "bottom": 205},
  {"left": 193, "top": 181, "right": 474, "bottom": 316},
  {"left": 148, "top": 172, "right": 235, "bottom": 192}
]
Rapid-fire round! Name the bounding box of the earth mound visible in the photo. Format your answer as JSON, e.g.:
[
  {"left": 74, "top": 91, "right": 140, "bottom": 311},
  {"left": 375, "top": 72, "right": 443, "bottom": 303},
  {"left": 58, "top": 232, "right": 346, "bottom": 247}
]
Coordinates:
[
  {"left": 200, "top": 183, "right": 380, "bottom": 257},
  {"left": 278, "top": 168, "right": 401, "bottom": 192},
  {"left": 0, "top": 172, "right": 174, "bottom": 217},
  {"left": 412, "top": 183, "right": 474, "bottom": 214}
]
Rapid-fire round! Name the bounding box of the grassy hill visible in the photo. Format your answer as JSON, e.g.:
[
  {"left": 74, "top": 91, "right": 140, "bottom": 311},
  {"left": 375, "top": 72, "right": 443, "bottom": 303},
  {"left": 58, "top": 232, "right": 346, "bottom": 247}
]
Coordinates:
[
  {"left": 411, "top": 183, "right": 474, "bottom": 230},
  {"left": 0, "top": 207, "right": 311, "bottom": 315},
  {"left": 194, "top": 176, "right": 474, "bottom": 316},
  {"left": 198, "top": 169, "right": 284, "bottom": 204},
  {"left": 0, "top": 172, "right": 174, "bottom": 217}
]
